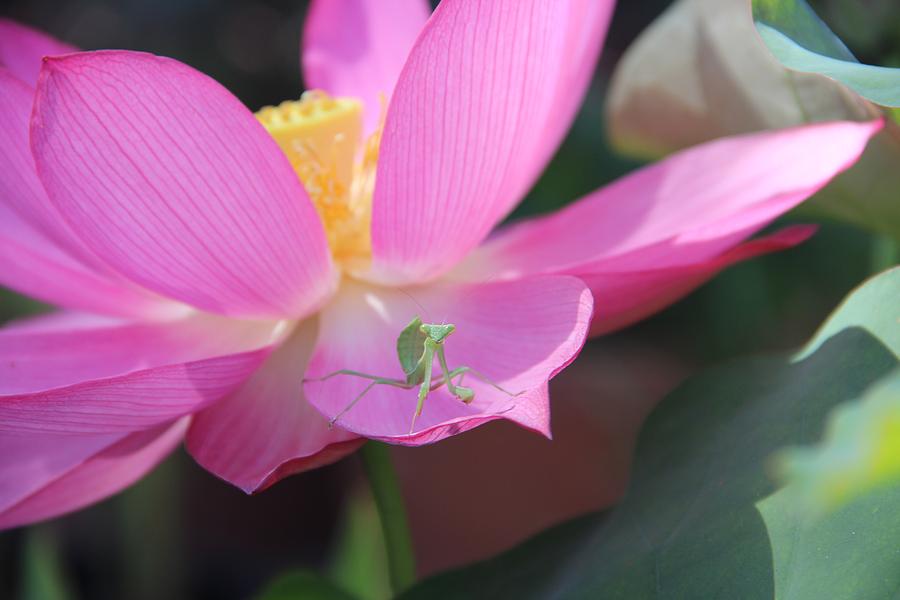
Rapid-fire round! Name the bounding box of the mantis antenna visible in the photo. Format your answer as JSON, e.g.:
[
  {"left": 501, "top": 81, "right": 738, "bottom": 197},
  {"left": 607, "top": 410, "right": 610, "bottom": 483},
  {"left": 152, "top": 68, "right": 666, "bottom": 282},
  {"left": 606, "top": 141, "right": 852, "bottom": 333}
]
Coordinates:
[
  {"left": 396, "top": 287, "right": 432, "bottom": 321},
  {"left": 396, "top": 287, "right": 450, "bottom": 328}
]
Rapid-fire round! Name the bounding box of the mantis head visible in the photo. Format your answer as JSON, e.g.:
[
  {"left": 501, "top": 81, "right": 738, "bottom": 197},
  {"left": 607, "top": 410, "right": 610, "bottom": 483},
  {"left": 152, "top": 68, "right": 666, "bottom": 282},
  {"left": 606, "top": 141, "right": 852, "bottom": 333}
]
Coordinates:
[{"left": 420, "top": 322, "right": 456, "bottom": 344}]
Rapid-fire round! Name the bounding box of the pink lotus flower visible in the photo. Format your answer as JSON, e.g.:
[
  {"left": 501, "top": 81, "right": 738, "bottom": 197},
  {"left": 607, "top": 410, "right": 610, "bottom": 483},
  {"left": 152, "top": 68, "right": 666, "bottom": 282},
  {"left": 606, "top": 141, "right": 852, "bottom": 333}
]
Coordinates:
[{"left": 0, "top": 0, "right": 879, "bottom": 529}]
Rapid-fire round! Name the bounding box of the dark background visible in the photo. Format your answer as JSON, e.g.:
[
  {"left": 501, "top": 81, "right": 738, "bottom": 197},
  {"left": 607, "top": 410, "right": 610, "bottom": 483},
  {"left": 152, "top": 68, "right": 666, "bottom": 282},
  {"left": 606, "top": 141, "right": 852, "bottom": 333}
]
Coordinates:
[{"left": 0, "top": 0, "right": 896, "bottom": 598}]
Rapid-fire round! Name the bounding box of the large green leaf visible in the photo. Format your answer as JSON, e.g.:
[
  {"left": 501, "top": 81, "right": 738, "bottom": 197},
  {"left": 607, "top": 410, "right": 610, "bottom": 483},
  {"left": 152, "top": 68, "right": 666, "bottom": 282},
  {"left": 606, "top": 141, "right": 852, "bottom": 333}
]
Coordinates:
[
  {"left": 400, "top": 268, "right": 900, "bottom": 599},
  {"left": 752, "top": 0, "right": 900, "bottom": 107},
  {"left": 776, "top": 370, "right": 900, "bottom": 515}
]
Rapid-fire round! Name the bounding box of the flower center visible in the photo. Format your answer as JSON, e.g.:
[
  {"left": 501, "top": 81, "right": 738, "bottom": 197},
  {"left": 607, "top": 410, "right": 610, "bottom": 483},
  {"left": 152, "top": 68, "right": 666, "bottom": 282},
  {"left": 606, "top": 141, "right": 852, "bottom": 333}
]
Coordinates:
[{"left": 256, "top": 91, "right": 379, "bottom": 272}]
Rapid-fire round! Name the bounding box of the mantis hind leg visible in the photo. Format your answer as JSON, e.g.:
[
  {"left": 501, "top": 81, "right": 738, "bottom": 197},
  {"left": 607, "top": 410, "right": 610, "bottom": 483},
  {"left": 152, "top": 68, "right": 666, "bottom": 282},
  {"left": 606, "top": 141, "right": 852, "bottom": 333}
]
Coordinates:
[
  {"left": 328, "top": 378, "right": 415, "bottom": 428},
  {"left": 307, "top": 369, "right": 407, "bottom": 386}
]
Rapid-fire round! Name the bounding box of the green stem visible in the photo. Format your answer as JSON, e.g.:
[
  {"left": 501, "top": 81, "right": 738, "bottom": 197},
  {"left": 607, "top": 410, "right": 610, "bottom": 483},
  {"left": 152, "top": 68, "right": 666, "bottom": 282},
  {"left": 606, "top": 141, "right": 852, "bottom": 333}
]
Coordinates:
[
  {"left": 22, "top": 526, "right": 73, "bottom": 600},
  {"left": 359, "top": 441, "right": 416, "bottom": 594}
]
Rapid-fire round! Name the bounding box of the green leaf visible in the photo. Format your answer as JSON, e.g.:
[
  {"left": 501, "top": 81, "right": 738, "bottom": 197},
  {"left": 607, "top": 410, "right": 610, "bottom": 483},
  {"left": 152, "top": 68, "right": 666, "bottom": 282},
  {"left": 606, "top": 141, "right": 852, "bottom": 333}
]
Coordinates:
[
  {"left": 776, "top": 370, "right": 900, "bottom": 515},
  {"left": 753, "top": 0, "right": 856, "bottom": 60},
  {"left": 254, "top": 570, "right": 359, "bottom": 600},
  {"left": 752, "top": 0, "right": 900, "bottom": 107},
  {"left": 400, "top": 268, "right": 900, "bottom": 599}
]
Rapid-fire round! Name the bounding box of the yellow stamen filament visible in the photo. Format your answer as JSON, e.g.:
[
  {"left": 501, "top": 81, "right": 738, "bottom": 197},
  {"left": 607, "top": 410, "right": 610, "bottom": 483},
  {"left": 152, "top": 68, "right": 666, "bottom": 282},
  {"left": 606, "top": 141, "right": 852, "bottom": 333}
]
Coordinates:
[{"left": 256, "top": 90, "right": 379, "bottom": 271}]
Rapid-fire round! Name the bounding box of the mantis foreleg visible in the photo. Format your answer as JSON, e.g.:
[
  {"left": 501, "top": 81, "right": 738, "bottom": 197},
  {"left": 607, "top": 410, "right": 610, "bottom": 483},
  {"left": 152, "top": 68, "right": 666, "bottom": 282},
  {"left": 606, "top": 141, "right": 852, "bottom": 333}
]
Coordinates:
[
  {"left": 436, "top": 363, "right": 524, "bottom": 398},
  {"left": 411, "top": 343, "right": 435, "bottom": 433},
  {"left": 436, "top": 346, "right": 474, "bottom": 403},
  {"left": 311, "top": 369, "right": 408, "bottom": 386}
]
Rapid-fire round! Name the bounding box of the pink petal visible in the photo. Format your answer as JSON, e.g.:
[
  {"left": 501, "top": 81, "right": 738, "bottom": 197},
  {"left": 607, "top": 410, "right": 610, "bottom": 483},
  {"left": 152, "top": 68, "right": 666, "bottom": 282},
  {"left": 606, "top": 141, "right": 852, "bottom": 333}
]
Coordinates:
[
  {"left": 187, "top": 319, "right": 363, "bottom": 493},
  {"left": 0, "top": 209, "right": 177, "bottom": 317},
  {"left": 460, "top": 121, "right": 880, "bottom": 282},
  {"left": 0, "top": 312, "right": 285, "bottom": 434},
  {"left": 0, "top": 18, "right": 76, "bottom": 87},
  {"left": 584, "top": 225, "right": 816, "bottom": 335},
  {"left": 369, "top": 0, "right": 615, "bottom": 283},
  {"left": 302, "top": 0, "right": 431, "bottom": 133},
  {"left": 1, "top": 69, "right": 174, "bottom": 316},
  {"left": 0, "top": 419, "right": 186, "bottom": 530},
  {"left": 304, "top": 276, "right": 593, "bottom": 445},
  {"left": 1, "top": 68, "right": 88, "bottom": 259},
  {"left": 1, "top": 431, "right": 120, "bottom": 513},
  {"left": 31, "top": 50, "right": 336, "bottom": 319},
  {"left": 1, "top": 67, "right": 121, "bottom": 273}
]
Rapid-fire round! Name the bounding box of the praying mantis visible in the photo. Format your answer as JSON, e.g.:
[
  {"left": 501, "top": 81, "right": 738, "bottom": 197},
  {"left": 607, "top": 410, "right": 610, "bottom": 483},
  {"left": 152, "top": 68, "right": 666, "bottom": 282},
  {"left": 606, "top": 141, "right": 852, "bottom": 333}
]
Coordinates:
[{"left": 306, "top": 316, "right": 523, "bottom": 434}]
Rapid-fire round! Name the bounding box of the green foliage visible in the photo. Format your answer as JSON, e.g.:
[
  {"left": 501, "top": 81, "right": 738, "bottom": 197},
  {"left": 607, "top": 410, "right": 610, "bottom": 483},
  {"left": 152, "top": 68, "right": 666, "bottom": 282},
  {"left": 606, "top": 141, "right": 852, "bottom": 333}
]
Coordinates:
[
  {"left": 0, "top": 288, "right": 47, "bottom": 325},
  {"left": 755, "top": 0, "right": 856, "bottom": 59},
  {"left": 399, "top": 268, "right": 900, "bottom": 599},
  {"left": 753, "top": 0, "right": 900, "bottom": 106},
  {"left": 254, "top": 570, "right": 359, "bottom": 600},
  {"left": 777, "top": 370, "right": 900, "bottom": 515}
]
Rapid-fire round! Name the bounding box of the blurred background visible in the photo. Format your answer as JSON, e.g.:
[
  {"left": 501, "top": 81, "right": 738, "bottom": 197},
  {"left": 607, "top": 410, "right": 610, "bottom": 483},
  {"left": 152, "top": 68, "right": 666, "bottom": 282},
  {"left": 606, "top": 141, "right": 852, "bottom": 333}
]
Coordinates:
[{"left": 0, "top": 0, "right": 897, "bottom": 598}]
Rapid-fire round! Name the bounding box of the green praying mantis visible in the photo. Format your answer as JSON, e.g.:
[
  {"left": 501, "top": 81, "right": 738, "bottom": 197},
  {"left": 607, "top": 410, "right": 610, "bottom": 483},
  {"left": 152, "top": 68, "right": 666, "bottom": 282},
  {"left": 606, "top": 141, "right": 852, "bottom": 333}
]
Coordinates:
[{"left": 306, "top": 316, "right": 523, "bottom": 434}]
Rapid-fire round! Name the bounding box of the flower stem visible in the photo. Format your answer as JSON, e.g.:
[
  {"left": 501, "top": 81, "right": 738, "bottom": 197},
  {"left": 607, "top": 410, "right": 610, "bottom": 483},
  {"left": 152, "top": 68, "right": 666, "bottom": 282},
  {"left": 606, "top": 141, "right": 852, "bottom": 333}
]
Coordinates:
[{"left": 359, "top": 441, "right": 416, "bottom": 594}]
